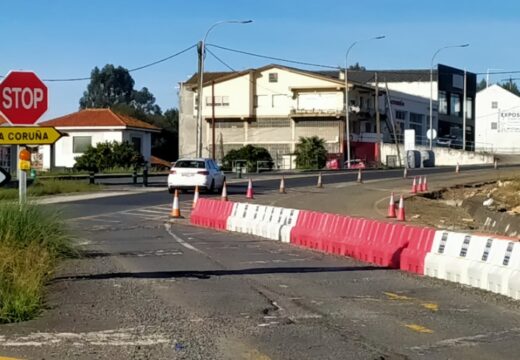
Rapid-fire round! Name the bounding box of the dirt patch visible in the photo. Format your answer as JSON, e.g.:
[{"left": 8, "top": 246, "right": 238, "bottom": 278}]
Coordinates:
[{"left": 405, "top": 177, "right": 520, "bottom": 237}]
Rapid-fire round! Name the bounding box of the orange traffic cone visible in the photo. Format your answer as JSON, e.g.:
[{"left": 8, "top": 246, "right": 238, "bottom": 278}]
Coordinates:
[
  {"left": 317, "top": 172, "right": 323, "bottom": 188},
  {"left": 411, "top": 177, "right": 417, "bottom": 194},
  {"left": 423, "top": 176, "right": 428, "bottom": 192},
  {"left": 246, "top": 177, "right": 254, "bottom": 199},
  {"left": 387, "top": 192, "right": 396, "bottom": 218},
  {"left": 403, "top": 167, "right": 408, "bottom": 179},
  {"left": 170, "top": 189, "right": 182, "bottom": 218},
  {"left": 417, "top": 176, "right": 423, "bottom": 192},
  {"left": 456, "top": 163, "right": 460, "bottom": 174},
  {"left": 279, "top": 176, "right": 286, "bottom": 194},
  {"left": 221, "top": 180, "right": 228, "bottom": 201},
  {"left": 397, "top": 195, "right": 406, "bottom": 221},
  {"left": 192, "top": 185, "right": 199, "bottom": 209},
  {"left": 357, "top": 168, "right": 363, "bottom": 183}
]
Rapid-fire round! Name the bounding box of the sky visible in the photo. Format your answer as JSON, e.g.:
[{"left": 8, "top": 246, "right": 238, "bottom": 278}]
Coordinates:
[{"left": 1, "top": 0, "right": 519, "bottom": 121}]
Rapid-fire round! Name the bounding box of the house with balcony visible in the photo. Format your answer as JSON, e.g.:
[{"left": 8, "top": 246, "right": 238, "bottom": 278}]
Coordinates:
[{"left": 179, "top": 64, "right": 382, "bottom": 167}]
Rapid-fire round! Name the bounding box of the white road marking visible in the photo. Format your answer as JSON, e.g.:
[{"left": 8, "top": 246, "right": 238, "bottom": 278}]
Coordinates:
[
  {"left": 133, "top": 209, "right": 169, "bottom": 215},
  {"left": 0, "top": 327, "right": 170, "bottom": 347},
  {"left": 164, "top": 223, "right": 204, "bottom": 254}
]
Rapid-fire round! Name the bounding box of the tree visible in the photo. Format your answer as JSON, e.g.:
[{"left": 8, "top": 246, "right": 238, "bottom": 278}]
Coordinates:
[
  {"left": 222, "top": 145, "right": 273, "bottom": 172},
  {"left": 294, "top": 136, "right": 328, "bottom": 169},
  {"left": 74, "top": 141, "right": 144, "bottom": 173},
  {"left": 79, "top": 65, "right": 135, "bottom": 109},
  {"left": 477, "top": 78, "right": 487, "bottom": 92},
  {"left": 79, "top": 64, "right": 180, "bottom": 161},
  {"left": 500, "top": 80, "right": 520, "bottom": 97},
  {"left": 348, "top": 62, "right": 366, "bottom": 71}
]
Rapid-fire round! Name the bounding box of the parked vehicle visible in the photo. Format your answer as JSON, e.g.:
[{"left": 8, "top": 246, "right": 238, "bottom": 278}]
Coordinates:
[
  {"left": 344, "top": 159, "right": 366, "bottom": 169},
  {"left": 436, "top": 135, "right": 463, "bottom": 149},
  {"left": 167, "top": 158, "right": 225, "bottom": 193}
]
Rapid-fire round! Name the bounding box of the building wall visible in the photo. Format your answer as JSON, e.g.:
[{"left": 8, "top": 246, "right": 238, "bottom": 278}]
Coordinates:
[
  {"left": 42, "top": 130, "right": 123, "bottom": 169},
  {"left": 476, "top": 85, "right": 520, "bottom": 153},
  {"left": 382, "top": 81, "right": 436, "bottom": 101},
  {"left": 179, "top": 83, "right": 197, "bottom": 158},
  {"left": 122, "top": 130, "right": 153, "bottom": 161}
]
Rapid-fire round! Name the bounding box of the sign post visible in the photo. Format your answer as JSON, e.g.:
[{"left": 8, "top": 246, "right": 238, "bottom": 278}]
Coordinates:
[{"left": 0, "top": 70, "right": 49, "bottom": 204}]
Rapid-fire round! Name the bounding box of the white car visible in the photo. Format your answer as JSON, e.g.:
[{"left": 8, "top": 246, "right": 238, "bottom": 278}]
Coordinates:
[{"left": 168, "top": 158, "right": 225, "bottom": 193}]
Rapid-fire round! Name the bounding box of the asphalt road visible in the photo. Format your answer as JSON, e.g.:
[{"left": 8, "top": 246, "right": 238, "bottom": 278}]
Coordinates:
[
  {"left": 2, "top": 165, "right": 520, "bottom": 359},
  {"left": 2, "top": 205, "right": 520, "bottom": 359},
  {"left": 58, "top": 163, "right": 517, "bottom": 220}
]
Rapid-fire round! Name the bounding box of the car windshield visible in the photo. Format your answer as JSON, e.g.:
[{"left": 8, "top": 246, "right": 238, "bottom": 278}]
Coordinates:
[{"left": 174, "top": 160, "right": 206, "bottom": 169}]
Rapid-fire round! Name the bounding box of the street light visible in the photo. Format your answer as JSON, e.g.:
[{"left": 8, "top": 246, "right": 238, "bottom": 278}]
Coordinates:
[
  {"left": 429, "top": 43, "right": 469, "bottom": 149},
  {"left": 196, "top": 20, "right": 253, "bottom": 158},
  {"left": 344, "top": 35, "right": 385, "bottom": 168}
]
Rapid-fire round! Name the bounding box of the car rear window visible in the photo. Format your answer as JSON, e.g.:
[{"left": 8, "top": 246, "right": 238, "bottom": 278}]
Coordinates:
[{"left": 175, "top": 160, "right": 206, "bottom": 169}]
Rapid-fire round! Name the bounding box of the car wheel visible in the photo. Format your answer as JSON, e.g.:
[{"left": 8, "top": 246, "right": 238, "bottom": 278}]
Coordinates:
[{"left": 208, "top": 179, "right": 215, "bottom": 194}]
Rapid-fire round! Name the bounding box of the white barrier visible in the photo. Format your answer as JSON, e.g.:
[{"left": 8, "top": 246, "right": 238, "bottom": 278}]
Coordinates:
[
  {"left": 227, "top": 203, "right": 248, "bottom": 232},
  {"left": 424, "top": 231, "right": 466, "bottom": 280},
  {"left": 487, "top": 241, "right": 520, "bottom": 296},
  {"left": 280, "top": 209, "right": 300, "bottom": 243}
]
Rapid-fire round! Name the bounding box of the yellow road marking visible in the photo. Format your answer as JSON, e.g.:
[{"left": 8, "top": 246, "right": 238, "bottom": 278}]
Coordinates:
[
  {"left": 422, "top": 302, "right": 439, "bottom": 311},
  {"left": 0, "top": 356, "right": 24, "bottom": 360},
  {"left": 405, "top": 324, "right": 434, "bottom": 334},
  {"left": 384, "top": 292, "right": 413, "bottom": 301}
]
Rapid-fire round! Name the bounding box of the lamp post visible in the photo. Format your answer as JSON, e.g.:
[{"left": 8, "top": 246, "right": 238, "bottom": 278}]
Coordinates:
[
  {"left": 344, "top": 35, "right": 385, "bottom": 168},
  {"left": 196, "top": 20, "right": 253, "bottom": 158},
  {"left": 429, "top": 43, "right": 469, "bottom": 149}
]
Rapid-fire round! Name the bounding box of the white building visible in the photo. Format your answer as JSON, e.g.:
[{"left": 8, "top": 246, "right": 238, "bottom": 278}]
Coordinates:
[
  {"left": 38, "top": 109, "right": 160, "bottom": 169},
  {"left": 476, "top": 85, "right": 520, "bottom": 153}
]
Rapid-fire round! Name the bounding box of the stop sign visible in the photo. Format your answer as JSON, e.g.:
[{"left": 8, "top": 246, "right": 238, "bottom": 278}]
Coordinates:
[{"left": 0, "top": 71, "right": 48, "bottom": 125}]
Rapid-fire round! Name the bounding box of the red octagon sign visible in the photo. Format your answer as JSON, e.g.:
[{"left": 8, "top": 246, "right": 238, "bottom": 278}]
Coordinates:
[{"left": 0, "top": 71, "right": 48, "bottom": 125}]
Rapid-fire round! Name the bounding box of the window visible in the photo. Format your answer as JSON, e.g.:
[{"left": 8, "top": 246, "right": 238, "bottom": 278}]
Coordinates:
[
  {"left": 439, "top": 91, "right": 448, "bottom": 114},
  {"left": 466, "top": 97, "right": 473, "bottom": 119},
  {"left": 249, "top": 118, "right": 291, "bottom": 128},
  {"left": 268, "top": 72, "right": 278, "bottom": 83},
  {"left": 395, "top": 110, "right": 406, "bottom": 120},
  {"left": 492, "top": 101, "right": 498, "bottom": 109},
  {"left": 205, "top": 96, "right": 230, "bottom": 107},
  {"left": 73, "top": 136, "right": 92, "bottom": 153},
  {"left": 175, "top": 160, "right": 206, "bottom": 169},
  {"left": 131, "top": 137, "right": 142, "bottom": 154},
  {"left": 450, "top": 93, "right": 461, "bottom": 116},
  {"left": 491, "top": 122, "right": 498, "bottom": 130}
]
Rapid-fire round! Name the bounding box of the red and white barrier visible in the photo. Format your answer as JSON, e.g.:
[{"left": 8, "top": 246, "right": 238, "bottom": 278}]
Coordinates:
[{"left": 190, "top": 198, "right": 520, "bottom": 300}]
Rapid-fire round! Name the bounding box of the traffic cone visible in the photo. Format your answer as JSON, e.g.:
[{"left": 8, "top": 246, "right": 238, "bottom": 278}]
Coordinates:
[
  {"left": 192, "top": 185, "right": 199, "bottom": 209},
  {"left": 456, "top": 163, "right": 460, "bottom": 174},
  {"left": 170, "top": 189, "right": 182, "bottom": 218},
  {"left": 397, "top": 195, "right": 406, "bottom": 221},
  {"left": 357, "top": 168, "right": 363, "bottom": 183},
  {"left": 387, "top": 192, "right": 396, "bottom": 218},
  {"left": 417, "top": 176, "right": 423, "bottom": 192},
  {"left": 423, "top": 176, "right": 429, "bottom": 192},
  {"left": 411, "top": 177, "right": 417, "bottom": 194},
  {"left": 317, "top": 172, "right": 323, "bottom": 188},
  {"left": 221, "top": 180, "right": 228, "bottom": 201},
  {"left": 279, "top": 176, "right": 286, "bottom": 194},
  {"left": 403, "top": 167, "right": 408, "bottom": 179},
  {"left": 246, "top": 177, "right": 254, "bottom": 199}
]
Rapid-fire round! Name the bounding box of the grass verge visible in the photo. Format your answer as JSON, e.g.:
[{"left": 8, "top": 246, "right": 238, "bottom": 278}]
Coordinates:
[
  {"left": 0, "top": 202, "right": 73, "bottom": 323},
  {"left": 0, "top": 179, "right": 101, "bottom": 201}
]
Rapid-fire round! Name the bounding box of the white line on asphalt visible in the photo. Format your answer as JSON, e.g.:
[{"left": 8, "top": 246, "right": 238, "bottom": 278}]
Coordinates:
[
  {"left": 164, "top": 223, "right": 204, "bottom": 254},
  {"left": 134, "top": 209, "right": 169, "bottom": 215},
  {"left": 0, "top": 327, "right": 170, "bottom": 347}
]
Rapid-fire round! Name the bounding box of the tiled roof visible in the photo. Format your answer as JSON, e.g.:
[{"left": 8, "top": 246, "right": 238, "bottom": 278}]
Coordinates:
[
  {"left": 39, "top": 109, "right": 160, "bottom": 131},
  {"left": 185, "top": 71, "right": 234, "bottom": 85}
]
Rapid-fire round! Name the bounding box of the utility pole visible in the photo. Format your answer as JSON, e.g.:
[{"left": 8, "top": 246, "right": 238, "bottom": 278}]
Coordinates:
[
  {"left": 196, "top": 41, "right": 204, "bottom": 157},
  {"left": 462, "top": 69, "right": 467, "bottom": 151},
  {"left": 375, "top": 72, "right": 381, "bottom": 165},
  {"left": 211, "top": 80, "right": 216, "bottom": 160}
]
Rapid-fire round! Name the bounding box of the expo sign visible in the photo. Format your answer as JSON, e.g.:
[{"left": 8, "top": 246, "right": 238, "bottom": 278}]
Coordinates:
[{"left": 0, "top": 71, "right": 48, "bottom": 125}]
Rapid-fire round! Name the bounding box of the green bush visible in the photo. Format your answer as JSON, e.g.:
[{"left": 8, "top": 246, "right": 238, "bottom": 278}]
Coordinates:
[
  {"left": 74, "top": 141, "right": 144, "bottom": 173},
  {"left": 0, "top": 202, "right": 73, "bottom": 322},
  {"left": 294, "top": 136, "right": 328, "bottom": 169},
  {"left": 222, "top": 145, "right": 273, "bottom": 172}
]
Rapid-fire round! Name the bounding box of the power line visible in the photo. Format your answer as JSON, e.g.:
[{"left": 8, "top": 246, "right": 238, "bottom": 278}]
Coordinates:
[
  {"left": 207, "top": 43, "right": 340, "bottom": 70},
  {"left": 0, "top": 44, "right": 197, "bottom": 82}
]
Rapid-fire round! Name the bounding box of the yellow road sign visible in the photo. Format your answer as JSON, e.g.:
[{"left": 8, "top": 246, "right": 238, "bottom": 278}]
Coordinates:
[{"left": 0, "top": 126, "right": 64, "bottom": 145}]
